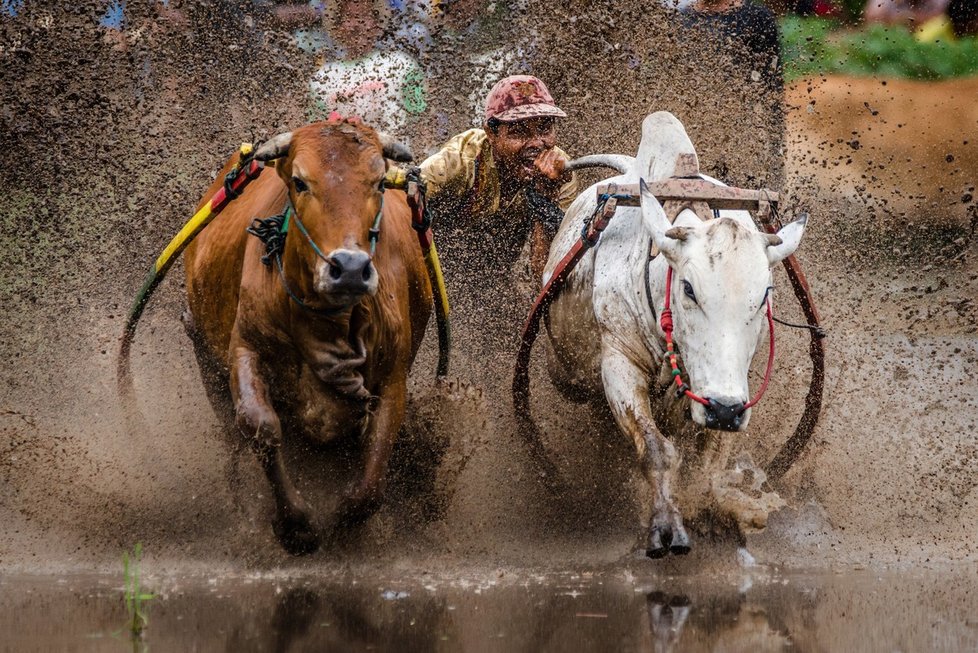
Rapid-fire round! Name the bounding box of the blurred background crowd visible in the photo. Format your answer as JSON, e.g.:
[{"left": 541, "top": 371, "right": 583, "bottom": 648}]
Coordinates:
[{"left": 4, "top": 0, "right": 974, "bottom": 133}]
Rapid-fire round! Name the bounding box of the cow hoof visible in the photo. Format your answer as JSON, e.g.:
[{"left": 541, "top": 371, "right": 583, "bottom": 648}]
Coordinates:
[
  {"left": 646, "top": 520, "right": 693, "bottom": 558},
  {"left": 273, "top": 517, "right": 320, "bottom": 556},
  {"left": 646, "top": 526, "right": 670, "bottom": 559},
  {"left": 336, "top": 490, "right": 383, "bottom": 528},
  {"left": 669, "top": 524, "right": 692, "bottom": 556}
]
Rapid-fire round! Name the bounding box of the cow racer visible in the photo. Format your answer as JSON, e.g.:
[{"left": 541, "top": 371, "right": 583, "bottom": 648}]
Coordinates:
[{"left": 418, "top": 75, "right": 581, "bottom": 285}]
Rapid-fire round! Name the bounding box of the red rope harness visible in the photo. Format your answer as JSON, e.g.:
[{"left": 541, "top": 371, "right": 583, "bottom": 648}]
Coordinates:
[
  {"left": 660, "top": 266, "right": 776, "bottom": 409},
  {"left": 513, "top": 196, "right": 621, "bottom": 418}
]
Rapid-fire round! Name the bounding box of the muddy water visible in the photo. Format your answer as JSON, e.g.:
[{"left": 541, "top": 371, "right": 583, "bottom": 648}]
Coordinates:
[{"left": 4, "top": 565, "right": 978, "bottom": 651}]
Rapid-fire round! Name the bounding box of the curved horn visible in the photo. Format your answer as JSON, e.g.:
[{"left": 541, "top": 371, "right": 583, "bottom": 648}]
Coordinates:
[
  {"left": 253, "top": 132, "right": 293, "bottom": 161},
  {"left": 377, "top": 132, "right": 414, "bottom": 163},
  {"left": 565, "top": 154, "right": 636, "bottom": 174}
]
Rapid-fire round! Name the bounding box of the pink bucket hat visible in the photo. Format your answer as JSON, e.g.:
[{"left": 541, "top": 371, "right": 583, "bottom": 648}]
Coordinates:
[{"left": 484, "top": 75, "right": 567, "bottom": 123}]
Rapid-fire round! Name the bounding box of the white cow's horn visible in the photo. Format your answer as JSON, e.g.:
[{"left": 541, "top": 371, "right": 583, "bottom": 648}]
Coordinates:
[
  {"left": 565, "top": 155, "right": 636, "bottom": 174},
  {"left": 253, "top": 132, "right": 293, "bottom": 161}
]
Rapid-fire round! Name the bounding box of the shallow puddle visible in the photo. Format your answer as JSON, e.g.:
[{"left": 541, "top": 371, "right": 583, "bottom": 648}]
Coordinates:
[{"left": 3, "top": 564, "right": 977, "bottom": 651}]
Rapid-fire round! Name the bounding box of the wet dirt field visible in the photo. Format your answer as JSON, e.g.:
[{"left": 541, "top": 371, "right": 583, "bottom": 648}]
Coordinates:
[{"left": 2, "top": 1, "right": 978, "bottom": 649}]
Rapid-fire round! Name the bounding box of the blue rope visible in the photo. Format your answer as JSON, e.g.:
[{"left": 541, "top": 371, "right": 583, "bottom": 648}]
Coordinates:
[
  {"left": 369, "top": 187, "right": 383, "bottom": 257},
  {"left": 290, "top": 204, "right": 332, "bottom": 263}
]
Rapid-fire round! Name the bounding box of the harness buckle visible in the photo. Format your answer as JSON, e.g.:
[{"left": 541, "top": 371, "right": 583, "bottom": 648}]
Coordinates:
[
  {"left": 580, "top": 222, "right": 600, "bottom": 248},
  {"left": 223, "top": 143, "right": 257, "bottom": 201},
  {"left": 224, "top": 166, "right": 242, "bottom": 201},
  {"left": 580, "top": 196, "right": 618, "bottom": 248}
]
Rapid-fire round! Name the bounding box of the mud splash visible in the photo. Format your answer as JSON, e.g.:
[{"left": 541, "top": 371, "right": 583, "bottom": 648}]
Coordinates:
[{"left": 0, "top": 0, "right": 976, "bottom": 582}]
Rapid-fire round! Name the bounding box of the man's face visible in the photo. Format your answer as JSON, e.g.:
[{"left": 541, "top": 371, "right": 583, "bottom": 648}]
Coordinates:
[{"left": 486, "top": 117, "right": 558, "bottom": 183}]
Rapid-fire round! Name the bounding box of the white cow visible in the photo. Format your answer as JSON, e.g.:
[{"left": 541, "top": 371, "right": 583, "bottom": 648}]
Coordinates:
[{"left": 542, "top": 112, "right": 807, "bottom": 557}]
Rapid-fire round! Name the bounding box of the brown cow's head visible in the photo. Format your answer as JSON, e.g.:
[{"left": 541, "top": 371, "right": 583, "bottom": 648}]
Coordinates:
[{"left": 254, "top": 121, "right": 413, "bottom": 310}]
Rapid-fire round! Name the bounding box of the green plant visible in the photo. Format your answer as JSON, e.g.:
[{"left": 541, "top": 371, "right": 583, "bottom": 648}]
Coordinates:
[
  {"left": 780, "top": 15, "right": 978, "bottom": 81},
  {"left": 122, "top": 543, "right": 155, "bottom": 639}
]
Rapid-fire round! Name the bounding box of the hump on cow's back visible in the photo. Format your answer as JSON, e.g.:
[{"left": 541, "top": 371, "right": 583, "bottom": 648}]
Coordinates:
[{"left": 637, "top": 111, "right": 700, "bottom": 181}]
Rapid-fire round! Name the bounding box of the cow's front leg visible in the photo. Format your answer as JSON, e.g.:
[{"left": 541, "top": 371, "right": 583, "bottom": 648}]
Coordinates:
[
  {"left": 335, "top": 378, "right": 407, "bottom": 526},
  {"left": 231, "top": 342, "right": 319, "bottom": 556},
  {"left": 601, "top": 345, "right": 690, "bottom": 558}
]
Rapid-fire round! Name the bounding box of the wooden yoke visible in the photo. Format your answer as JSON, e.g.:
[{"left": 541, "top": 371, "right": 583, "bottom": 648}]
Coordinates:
[
  {"left": 596, "top": 180, "right": 780, "bottom": 220},
  {"left": 598, "top": 153, "right": 781, "bottom": 255}
]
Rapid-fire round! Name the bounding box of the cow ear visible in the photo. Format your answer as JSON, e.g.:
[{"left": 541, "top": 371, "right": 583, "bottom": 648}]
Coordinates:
[
  {"left": 253, "top": 132, "right": 293, "bottom": 161},
  {"left": 766, "top": 214, "right": 808, "bottom": 266},
  {"left": 639, "top": 178, "right": 671, "bottom": 233},
  {"left": 642, "top": 179, "right": 687, "bottom": 261}
]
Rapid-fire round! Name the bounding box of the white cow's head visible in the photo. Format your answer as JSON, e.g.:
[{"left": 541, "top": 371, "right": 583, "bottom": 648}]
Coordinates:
[{"left": 641, "top": 181, "right": 807, "bottom": 431}]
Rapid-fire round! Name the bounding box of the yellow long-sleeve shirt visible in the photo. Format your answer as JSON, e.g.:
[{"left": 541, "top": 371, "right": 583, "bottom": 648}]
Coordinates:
[{"left": 419, "top": 128, "right": 580, "bottom": 231}]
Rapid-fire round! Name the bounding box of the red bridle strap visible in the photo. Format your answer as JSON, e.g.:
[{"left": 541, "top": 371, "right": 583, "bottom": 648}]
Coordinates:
[
  {"left": 744, "top": 296, "right": 775, "bottom": 409},
  {"left": 660, "top": 267, "right": 776, "bottom": 409}
]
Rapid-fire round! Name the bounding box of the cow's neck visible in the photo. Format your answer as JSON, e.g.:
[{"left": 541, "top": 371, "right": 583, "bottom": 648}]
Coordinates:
[{"left": 299, "top": 304, "right": 374, "bottom": 404}]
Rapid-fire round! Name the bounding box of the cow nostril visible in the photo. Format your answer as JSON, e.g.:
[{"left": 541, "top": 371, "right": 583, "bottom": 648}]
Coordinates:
[
  {"left": 328, "top": 261, "right": 343, "bottom": 280},
  {"left": 362, "top": 265, "right": 371, "bottom": 282},
  {"left": 705, "top": 399, "right": 746, "bottom": 431}
]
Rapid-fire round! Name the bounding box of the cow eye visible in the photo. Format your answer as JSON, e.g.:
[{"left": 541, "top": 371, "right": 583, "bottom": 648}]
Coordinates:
[
  {"left": 292, "top": 176, "right": 309, "bottom": 193},
  {"left": 683, "top": 280, "right": 697, "bottom": 303}
]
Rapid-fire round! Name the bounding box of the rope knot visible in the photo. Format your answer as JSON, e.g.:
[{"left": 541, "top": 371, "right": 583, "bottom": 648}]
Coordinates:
[
  {"left": 246, "top": 212, "right": 288, "bottom": 267},
  {"left": 659, "top": 308, "right": 673, "bottom": 334}
]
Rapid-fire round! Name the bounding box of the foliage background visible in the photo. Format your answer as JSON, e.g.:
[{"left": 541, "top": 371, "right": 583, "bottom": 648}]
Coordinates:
[{"left": 780, "top": 15, "right": 978, "bottom": 81}]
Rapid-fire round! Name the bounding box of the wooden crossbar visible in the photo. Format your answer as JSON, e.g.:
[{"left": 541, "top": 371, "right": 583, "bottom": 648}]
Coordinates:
[{"left": 596, "top": 180, "right": 779, "bottom": 211}]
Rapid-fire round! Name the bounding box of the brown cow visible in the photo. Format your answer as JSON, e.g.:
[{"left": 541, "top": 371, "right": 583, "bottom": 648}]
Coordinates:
[{"left": 182, "top": 119, "right": 432, "bottom": 555}]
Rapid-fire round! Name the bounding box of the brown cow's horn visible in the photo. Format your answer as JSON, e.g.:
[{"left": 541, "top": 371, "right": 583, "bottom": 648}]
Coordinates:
[
  {"left": 764, "top": 233, "right": 784, "bottom": 247},
  {"left": 253, "top": 132, "right": 293, "bottom": 161},
  {"left": 565, "top": 154, "right": 635, "bottom": 174},
  {"left": 377, "top": 132, "right": 414, "bottom": 163}
]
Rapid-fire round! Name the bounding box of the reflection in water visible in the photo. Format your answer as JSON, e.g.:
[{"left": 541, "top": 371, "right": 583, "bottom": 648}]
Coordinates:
[
  {"left": 646, "top": 592, "right": 692, "bottom": 653},
  {"left": 221, "top": 583, "right": 449, "bottom": 653},
  {"left": 270, "top": 588, "right": 319, "bottom": 653},
  {"left": 645, "top": 587, "right": 792, "bottom": 653},
  {"left": 2, "top": 568, "right": 978, "bottom": 651}
]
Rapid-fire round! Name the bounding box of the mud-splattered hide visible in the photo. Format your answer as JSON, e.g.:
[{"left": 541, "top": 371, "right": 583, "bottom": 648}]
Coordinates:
[
  {"left": 182, "top": 120, "right": 431, "bottom": 556},
  {"left": 543, "top": 111, "right": 806, "bottom": 557}
]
